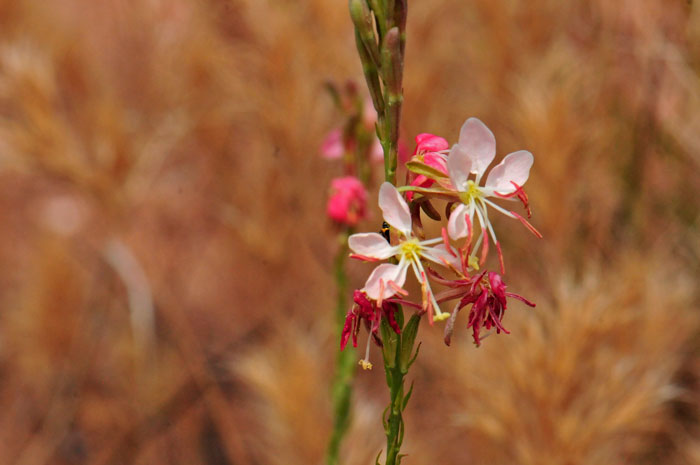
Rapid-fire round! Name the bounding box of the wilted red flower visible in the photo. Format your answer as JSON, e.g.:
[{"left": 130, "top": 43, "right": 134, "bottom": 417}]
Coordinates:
[
  {"left": 437, "top": 270, "right": 535, "bottom": 346},
  {"left": 340, "top": 290, "right": 401, "bottom": 369}
]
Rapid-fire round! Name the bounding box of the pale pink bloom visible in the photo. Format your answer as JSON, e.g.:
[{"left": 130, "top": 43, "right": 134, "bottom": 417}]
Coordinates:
[
  {"left": 348, "top": 183, "right": 460, "bottom": 322},
  {"left": 443, "top": 118, "right": 539, "bottom": 271},
  {"left": 327, "top": 176, "right": 368, "bottom": 226},
  {"left": 320, "top": 128, "right": 344, "bottom": 159}
]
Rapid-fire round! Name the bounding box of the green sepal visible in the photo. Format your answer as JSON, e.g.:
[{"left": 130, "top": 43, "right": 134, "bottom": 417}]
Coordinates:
[
  {"left": 398, "top": 314, "right": 421, "bottom": 373},
  {"left": 395, "top": 305, "right": 404, "bottom": 329},
  {"left": 405, "top": 161, "right": 449, "bottom": 180},
  {"left": 375, "top": 449, "right": 383, "bottom": 465},
  {"left": 380, "top": 318, "right": 399, "bottom": 369}
]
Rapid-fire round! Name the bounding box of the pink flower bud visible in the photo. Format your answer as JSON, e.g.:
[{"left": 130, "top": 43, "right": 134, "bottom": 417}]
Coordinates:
[
  {"left": 326, "top": 176, "right": 368, "bottom": 226},
  {"left": 320, "top": 128, "right": 344, "bottom": 159}
]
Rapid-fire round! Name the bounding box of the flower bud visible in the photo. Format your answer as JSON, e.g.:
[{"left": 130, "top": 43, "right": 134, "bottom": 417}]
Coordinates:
[
  {"left": 326, "top": 176, "right": 368, "bottom": 226},
  {"left": 320, "top": 128, "right": 344, "bottom": 159}
]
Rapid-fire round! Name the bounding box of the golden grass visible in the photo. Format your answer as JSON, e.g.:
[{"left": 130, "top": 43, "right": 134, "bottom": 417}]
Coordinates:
[{"left": 0, "top": 0, "right": 697, "bottom": 463}]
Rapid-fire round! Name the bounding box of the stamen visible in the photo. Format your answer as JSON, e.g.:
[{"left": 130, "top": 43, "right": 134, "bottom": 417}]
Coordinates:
[
  {"left": 349, "top": 253, "right": 382, "bottom": 262},
  {"left": 387, "top": 280, "right": 409, "bottom": 296},
  {"left": 510, "top": 211, "right": 543, "bottom": 238},
  {"left": 441, "top": 227, "right": 457, "bottom": 258},
  {"left": 496, "top": 241, "right": 505, "bottom": 275},
  {"left": 359, "top": 334, "right": 373, "bottom": 370},
  {"left": 480, "top": 232, "right": 489, "bottom": 266},
  {"left": 377, "top": 279, "right": 385, "bottom": 309},
  {"left": 414, "top": 255, "right": 450, "bottom": 323}
]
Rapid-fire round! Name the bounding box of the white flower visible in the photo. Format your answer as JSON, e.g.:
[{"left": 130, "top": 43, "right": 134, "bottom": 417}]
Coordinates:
[
  {"left": 348, "top": 182, "right": 459, "bottom": 322},
  {"left": 444, "top": 118, "right": 540, "bottom": 270}
]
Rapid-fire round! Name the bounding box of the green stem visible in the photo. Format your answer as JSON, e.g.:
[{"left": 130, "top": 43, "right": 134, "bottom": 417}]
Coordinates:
[
  {"left": 380, "top": 311, "right": 420, "bottom": 465},
  {"left": 326, "top": 232, "right": 355, "bottom": 465},
  {"left": 384, "top": 361, "right": 406, "bottom": 465}
]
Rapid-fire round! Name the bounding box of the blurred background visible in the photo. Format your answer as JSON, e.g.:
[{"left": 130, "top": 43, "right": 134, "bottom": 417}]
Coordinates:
[{"left": 0, "top": 0, "right": 699, "bottom": 464}]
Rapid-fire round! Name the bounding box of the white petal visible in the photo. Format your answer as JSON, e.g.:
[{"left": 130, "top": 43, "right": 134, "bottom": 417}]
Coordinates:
[
  {"left": 348, "top": 233, "right": 395, "bottom": 259},
  {"left": 458, "top": 117, "right": 496, "bottom": 178},
  {"left": 378, "top": 182, "right": 412, "bottom": 235},
  {"left": 484, "top": 150, "right": 533, "bottom": 194},
  {"left": 422, "top": 243, "right": 462, "bottom": 270},
  {"left": 363, "top": 262, "right": 409, "bottom": 300},
  {"left": 447, "top": 203, "right": 470, "bottom": 240},
  {"left": 447, "top": 144, "right": 472, "bottom": 192}
]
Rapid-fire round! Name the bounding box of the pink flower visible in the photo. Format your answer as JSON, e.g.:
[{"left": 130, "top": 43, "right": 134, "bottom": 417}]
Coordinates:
[
  {"left": 326, "top": 176, "right": 368, "bottom": 226},
  {"left": 320, "top": 128, "right": 345, "bottom": 159},
  {"left": 348, "top": 183, "right": 460, "bottom": 323},
  {"left": 340, "top": 289, "right": 401, "bottom": 369},
  {"left": 406, "top": 133, "right": 449, "bottom": 201},
  {"left": 444, "top": 118, "right": 539, "bottom": 254}
]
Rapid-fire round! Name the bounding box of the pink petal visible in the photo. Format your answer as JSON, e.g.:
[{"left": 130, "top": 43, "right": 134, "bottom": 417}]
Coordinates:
[
  {"left": 458, "top": 118, "right": 496, "bottom": 178},
  {"left": 414, "top": 133, "right": 449, "bottom": 154},
  {"left": 423, "top": 153, "right": 448, "bottom": 173},
  {"left": 378, "top": 182, "right": 412, "bottom": 235},
  {"left": 447, "top": 144, "right": 472, "bottom": 192},
  {"left": 364, "top": 262, "right": 409, "bottom": 300},
  {"left": 484, "top": 150, "right": 534, "bottom": 194},
  {"left": 447, "top": 203, "right": 470, "bottom": 240},
  {"left": 348, "top": 233, "right": 395, "bottom": 259},
  {"left": 422, "top": 244, "right": 461, "bottom": 270}
]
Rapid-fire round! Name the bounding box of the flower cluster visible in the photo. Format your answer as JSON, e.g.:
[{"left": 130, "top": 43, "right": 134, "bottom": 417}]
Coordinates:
[{"left": 342, "top": 117, "right": 540, "bottom": 368}]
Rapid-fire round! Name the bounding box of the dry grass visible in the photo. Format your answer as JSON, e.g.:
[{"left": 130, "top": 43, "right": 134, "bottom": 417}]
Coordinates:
[{"left": 0, "top": 0, "right": 698, "bottom": 463}]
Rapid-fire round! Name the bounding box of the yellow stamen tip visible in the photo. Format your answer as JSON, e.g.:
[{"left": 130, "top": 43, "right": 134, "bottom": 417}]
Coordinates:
[
  {"left": 468, "top": 256, "right": 480, "bottom": 271},
  {"left": 434, "top": 312, "right": 451, "bottom": 322},
  {"left": 358, "top": 360, "right": 373, "bottom": 370}
]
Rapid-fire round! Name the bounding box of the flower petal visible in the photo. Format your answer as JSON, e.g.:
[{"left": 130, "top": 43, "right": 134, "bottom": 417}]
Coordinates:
[
  {"left": 447, "top": 144, "right": 472, "bottom": 192},
  {"left": 414, "top": 133, "right": 449, "bottom": 153},
  {"left": 363, "top": 262, "right": 409, "bottom": 300},
  {"left": 484, "top": 150, "right": 534, "bottom": 194},
  {"left": 458, "top": 117, "right": 496, "bottom": 178},
  {"left": 378, "top": 182, "right": 412, "bottom": 235},
  {"left": 348, "top": 233, "right": 395, "bottom": 259},
  {"left": 447, "top": 203, "right": 470, "bottom": 240},
  {"left": 423, "top": 152, "right": 448, "bottom": 173},
  {"left": 422, "top": 243, "right": 462, "bottom": 270}
]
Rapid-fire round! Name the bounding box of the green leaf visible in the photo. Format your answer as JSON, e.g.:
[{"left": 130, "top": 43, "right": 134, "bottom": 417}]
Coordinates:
[
  {"left": 406, "top": 342, "right": 422, "bottom": 371},
  {"left": 405, "top": 161, "right": 448, "bottom": 180},
  {"left": 402, "top": 381, "right": 414, "bottom": 410}
]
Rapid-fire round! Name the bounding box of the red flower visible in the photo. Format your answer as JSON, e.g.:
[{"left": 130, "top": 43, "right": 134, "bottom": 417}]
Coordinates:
[
  {"left": 340, "top": 290, "right": 401, "bottom": 369},
  {"left": 437, "top": 271, "right": 535, "bottom": 346}
]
